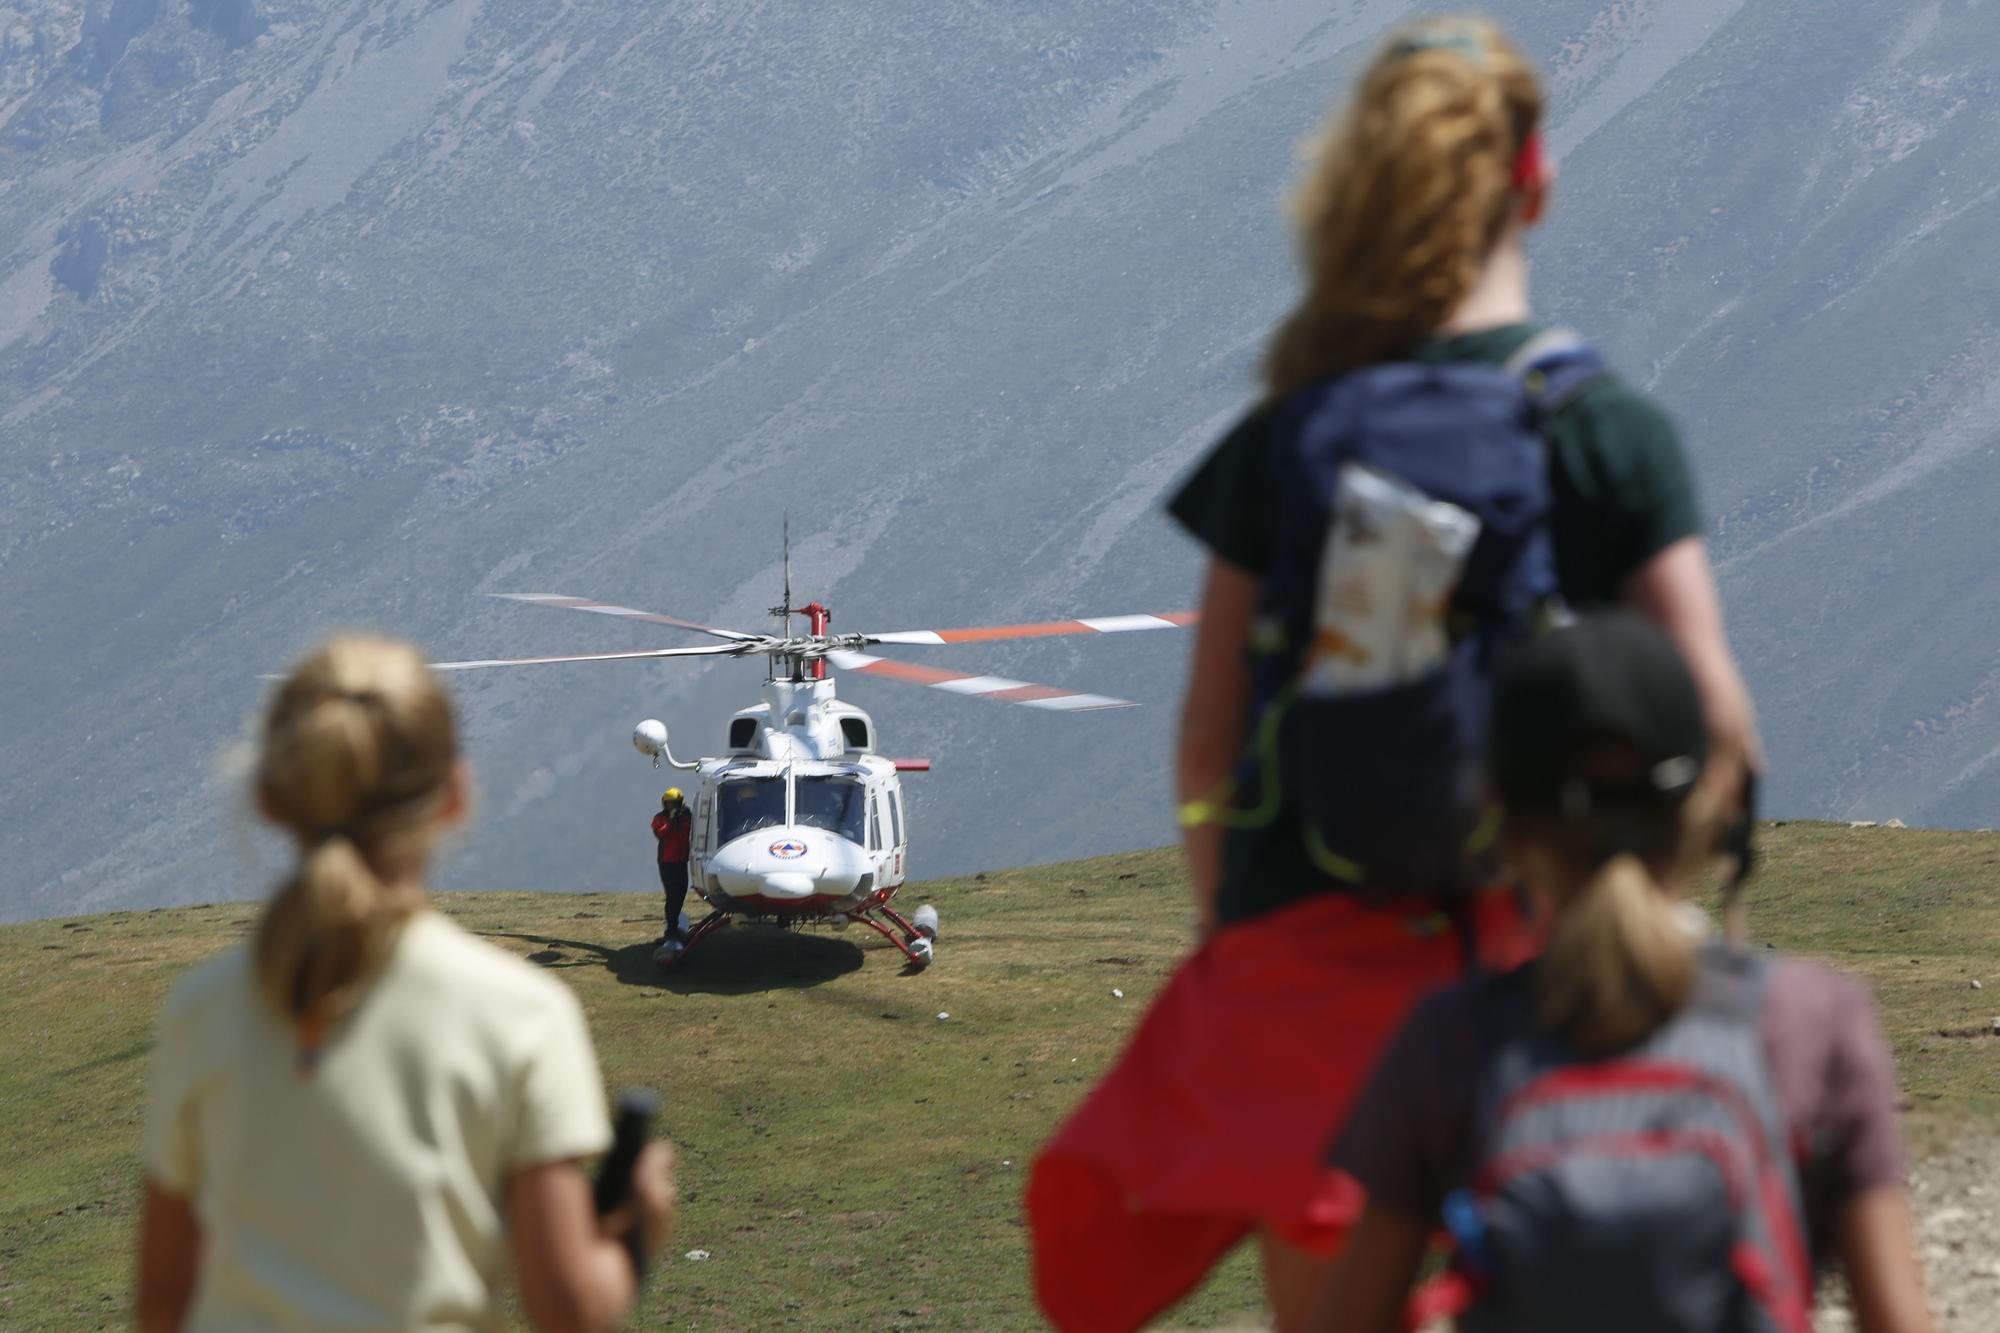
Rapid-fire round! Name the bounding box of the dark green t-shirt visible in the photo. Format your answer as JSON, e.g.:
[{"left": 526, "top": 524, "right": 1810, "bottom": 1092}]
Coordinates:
[{"left": 1166, "top": 323, "right": 1702, "bottom": 926}]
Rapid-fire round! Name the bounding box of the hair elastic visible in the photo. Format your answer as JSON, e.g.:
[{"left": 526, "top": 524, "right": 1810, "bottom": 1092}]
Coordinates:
[{"left": 1511, "top": 131, "right": 1545, "bottom": 191}]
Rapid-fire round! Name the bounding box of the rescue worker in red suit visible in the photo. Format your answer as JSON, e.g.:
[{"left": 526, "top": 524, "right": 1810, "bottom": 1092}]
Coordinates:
[{"left": 652, "top": 788, "right": 693, "bottom": 945}]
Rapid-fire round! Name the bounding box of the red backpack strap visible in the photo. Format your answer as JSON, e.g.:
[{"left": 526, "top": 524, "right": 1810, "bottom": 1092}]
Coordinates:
[{"left": 1404, "top": 1270, "right": 1476, "bottom": 1332}]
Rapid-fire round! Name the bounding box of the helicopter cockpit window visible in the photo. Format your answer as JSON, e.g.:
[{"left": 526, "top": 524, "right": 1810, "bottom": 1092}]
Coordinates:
[
  {"left": 715, "top": 778, "right": 786, "bottom": 844},
  {"left": 794, "top": 777, "right": 866, "bottom": 843}
]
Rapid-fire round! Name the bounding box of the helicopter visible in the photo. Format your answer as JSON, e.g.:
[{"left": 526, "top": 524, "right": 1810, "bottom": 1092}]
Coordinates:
[{"left": 430, "top": 559, "right": 1196, "bottom": 972}]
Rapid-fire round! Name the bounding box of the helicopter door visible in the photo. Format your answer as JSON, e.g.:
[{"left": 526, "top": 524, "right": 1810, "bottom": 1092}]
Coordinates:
[
  {"left": 889, "top": 787, "right": 905, "bottom": 881},
  {"left": 693, "top": 786, "right": 714, "bottom": 861}
]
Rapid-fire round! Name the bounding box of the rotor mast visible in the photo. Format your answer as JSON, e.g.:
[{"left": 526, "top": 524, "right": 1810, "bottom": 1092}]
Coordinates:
[{"left": 765, "top": 515, "right": 831, "bottom": 682}]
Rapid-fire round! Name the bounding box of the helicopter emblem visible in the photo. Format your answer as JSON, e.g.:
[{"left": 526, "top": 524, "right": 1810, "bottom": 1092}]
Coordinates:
[{"left": 768, "top": 838, "right": 809, "bottom": 860}]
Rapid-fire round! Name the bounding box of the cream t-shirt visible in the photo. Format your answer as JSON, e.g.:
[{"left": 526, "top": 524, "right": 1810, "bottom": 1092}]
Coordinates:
[{"left": 146, "top": 911, "right": 613, "bottom": 1331}]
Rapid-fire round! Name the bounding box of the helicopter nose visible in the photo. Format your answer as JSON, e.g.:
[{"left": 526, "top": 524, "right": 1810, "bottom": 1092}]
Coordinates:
[
  {"left": 710, "top": 831, "right": 866, "bottom": 901},
  {"left": 763, "top": 872, "right": 817, "bottom": 899}
]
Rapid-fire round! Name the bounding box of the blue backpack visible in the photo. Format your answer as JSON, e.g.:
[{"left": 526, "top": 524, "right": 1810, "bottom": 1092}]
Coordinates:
[{"left": 1236, "top": 331, "right": 1606, "bottom": 897}]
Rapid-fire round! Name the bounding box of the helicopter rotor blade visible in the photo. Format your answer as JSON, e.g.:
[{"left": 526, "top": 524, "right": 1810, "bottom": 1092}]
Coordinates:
[
  {"left": 429, "top": 643, "right": 750, "bottom": 672},
  {"left": 488, "top": 593, "right": 761, "bottom": 643},
  {"left": 859, "top": 611, "right": 1197, "bottom": 647},
  {"left": 824, "top": 650, "right": 1134, "bottom": 711}
]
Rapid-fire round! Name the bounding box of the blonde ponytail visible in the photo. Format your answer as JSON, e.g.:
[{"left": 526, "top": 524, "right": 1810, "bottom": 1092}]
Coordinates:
[
  {"left": 256, "top": 835, "right": 410, "bottom": 1023},
  {"left": 252, "top": 637, "right": 457, "bottom": 1034},
  {"left": 1264, "top": 17, "right": 1543, "bottom": 399},
  {"left": 1535, "top": 853, "right": 1697, "bottom": 1053}
]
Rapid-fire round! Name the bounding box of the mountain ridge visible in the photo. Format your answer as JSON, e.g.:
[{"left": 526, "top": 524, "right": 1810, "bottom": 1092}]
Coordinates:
[{"left": 4, "top": 0, "right": 1998, "bottom": 921}]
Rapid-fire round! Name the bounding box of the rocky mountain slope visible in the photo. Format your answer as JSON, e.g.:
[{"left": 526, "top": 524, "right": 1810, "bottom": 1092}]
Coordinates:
[{"left": 2, "top": 0, "right": 1996, "bottom": 918}]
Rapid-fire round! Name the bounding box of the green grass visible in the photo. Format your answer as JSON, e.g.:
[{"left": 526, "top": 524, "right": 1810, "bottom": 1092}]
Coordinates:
[{"left": 3, "top": 825, "right": 1995, "bottom": 1329}]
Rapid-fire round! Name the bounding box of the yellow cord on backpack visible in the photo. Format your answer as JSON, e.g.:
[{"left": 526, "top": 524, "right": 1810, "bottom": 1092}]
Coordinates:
[{"left": 1176, "top": 681, "right": 1300, "bottom": 832}]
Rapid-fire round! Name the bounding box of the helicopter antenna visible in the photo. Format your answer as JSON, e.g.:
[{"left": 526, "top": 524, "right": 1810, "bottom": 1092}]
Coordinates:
[{"left": 767, "top": 514, "right": 797, "bottom": 681}]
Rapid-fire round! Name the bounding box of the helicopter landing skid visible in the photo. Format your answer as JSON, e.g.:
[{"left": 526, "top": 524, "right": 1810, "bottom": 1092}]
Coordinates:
[
  {"left": 854, "top": 906, "right": 933, "bottom": 969},
  {"left": 652, "top": 896, "right": 937, "bottom": 972},
  {"left": 651, "top": 910, "right": 731, "bottom": 969}
]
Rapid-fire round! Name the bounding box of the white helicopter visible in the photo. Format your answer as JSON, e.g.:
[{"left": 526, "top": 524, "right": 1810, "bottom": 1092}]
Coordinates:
[{"left": 431, "top": 558, "right": 1195, "bottom": 972}]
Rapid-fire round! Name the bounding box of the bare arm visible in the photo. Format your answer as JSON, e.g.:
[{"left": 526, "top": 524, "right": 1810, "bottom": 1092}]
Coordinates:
[
  {"left": 1620, "top": 535, "right": 1762, "bottom": 775},
  {"left": 135, "top": 1179, "right": 200, "bottom": 1333},
  {"left": 1839, "top": 1186, "right": 1933, "bottom": 1333},
  {"left": 1305, "top": 1204, "right": 1429, "bottom": 1333},
  {"left": 1177, "top": 557, "right": 1259, "bottom": 933},
  {"left": 508, "top": 1142, "right": 675, "bottom": 1333}
]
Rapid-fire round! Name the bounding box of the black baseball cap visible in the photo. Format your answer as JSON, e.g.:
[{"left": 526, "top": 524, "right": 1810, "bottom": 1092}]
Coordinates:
[{"left": 1488, "top": 611, "right": 1707, "bottom": 819}]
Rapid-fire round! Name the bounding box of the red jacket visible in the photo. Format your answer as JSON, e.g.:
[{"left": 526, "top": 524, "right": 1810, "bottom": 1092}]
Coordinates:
[{"left": 652, "top": 807, "right": 691, "bottom": 863}]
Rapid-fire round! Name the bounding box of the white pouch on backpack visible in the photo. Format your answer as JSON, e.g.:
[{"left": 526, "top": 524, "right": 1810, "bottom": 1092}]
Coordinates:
[{"left": 1303, "top": 461, "right": 1480, "bottom": 696}]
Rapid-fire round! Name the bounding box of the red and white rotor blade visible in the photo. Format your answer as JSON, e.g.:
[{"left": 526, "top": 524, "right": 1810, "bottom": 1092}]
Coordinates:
[
  {"left": 862, "top": 611, "right": 1196, "bottom": 647},
  {"left": 825, "top": 651, "right": 1133, "bottom": 711},
  {"left": 430, "top": 643, "right": 744, "bottom": 672},
  {"left": 490, "top": 593, "right": 759, "bottom": 643}
]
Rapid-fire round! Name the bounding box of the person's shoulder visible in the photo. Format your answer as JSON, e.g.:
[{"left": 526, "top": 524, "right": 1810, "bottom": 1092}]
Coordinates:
[
  {"left": 1172, "top": 400, "right": 1281, "bottom": 487},
  {"left": 1754, "top": 951, "right": 1890, "bottom": 1079},
  {"left": 1764, "top": 952, "right": 1878, "bottom": 1021},
  {"left": 398, "top": 912, "right": 581, "bottom": 1015},
  {"left": 160, "top": 940, "right": 255, "bottom": 1024},
  {"left": 1164, "top": 398, "right": 1289, "bottom": 573},
  {"left": 1556, "top": 357, "right": 1681, "bottom": 450}
]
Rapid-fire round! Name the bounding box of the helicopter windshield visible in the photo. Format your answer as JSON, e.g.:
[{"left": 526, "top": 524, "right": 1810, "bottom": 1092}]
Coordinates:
[
  {"left": 715, "top": 778, "right": 787, "bottom": 844},
  {"left": 794, "top": 776, "right": 866, "bottom": 843}
]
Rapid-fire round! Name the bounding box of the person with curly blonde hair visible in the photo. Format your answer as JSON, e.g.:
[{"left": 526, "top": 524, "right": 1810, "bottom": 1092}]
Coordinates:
[
  {"left": 136, "top": 635, "right": 674, "bottom": 1332},
  {"left": 1030, "top": 18, "right": 1758, "bottom": 1332}
]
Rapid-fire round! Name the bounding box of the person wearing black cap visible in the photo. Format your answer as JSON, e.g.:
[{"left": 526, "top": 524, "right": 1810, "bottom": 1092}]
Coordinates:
[{"left": 1310, "top": 613, "right": 1931, "bottom": 1333}]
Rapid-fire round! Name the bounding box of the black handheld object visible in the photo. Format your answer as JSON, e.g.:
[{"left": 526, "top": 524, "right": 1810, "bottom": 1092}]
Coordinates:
[
  {"left": 1723, "top": 771, "right": 1759, "bottom": 888},
  {"left": 594, "top": 1088, "right": 661, "bottom": 1283}
]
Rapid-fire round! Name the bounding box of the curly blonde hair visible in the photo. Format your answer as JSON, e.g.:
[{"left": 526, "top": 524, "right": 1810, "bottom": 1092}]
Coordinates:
[{"left": 1263, "top": 17, "right": 1544, "bottom": 399}]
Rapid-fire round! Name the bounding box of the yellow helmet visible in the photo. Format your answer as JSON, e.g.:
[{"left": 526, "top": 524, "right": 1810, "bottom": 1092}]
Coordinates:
[{"left": 662, "top": 788, "right": 684, "bottom": 805}]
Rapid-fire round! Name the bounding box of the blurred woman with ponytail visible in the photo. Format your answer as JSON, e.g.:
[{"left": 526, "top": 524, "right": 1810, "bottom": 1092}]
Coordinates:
[
  {"left": 1031, "top": 17, "right": 1759, "bottom": 1331},
  {"left": 1317, "top": 613, "right": 1928, "bottom": 1331},
  {"left": 137, "top": 635, "right": 673, "bottom": 1332}
]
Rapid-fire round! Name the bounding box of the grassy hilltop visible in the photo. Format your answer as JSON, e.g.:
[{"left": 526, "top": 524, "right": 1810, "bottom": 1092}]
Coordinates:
[{"left": 4, "top": 824, "right": 1998, "bottom": 1330}]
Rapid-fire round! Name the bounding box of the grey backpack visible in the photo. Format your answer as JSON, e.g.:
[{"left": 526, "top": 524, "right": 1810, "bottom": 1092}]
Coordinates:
[{"left": 1421, "top": 945, "right": 1815, "bottom": 1333}]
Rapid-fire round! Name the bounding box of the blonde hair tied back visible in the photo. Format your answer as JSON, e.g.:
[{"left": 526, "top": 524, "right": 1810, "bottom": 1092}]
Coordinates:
[
  {"left": 1535, "top": 852, "right": 1698, "bottom": 1053},
  {"left": 1264, "top": 17, "right": 1543, "bottom": 399},
  {"left": 1529, "top": 778, "right": 1728, "bottom": 1053},
  {"left": 253, "top": 636, "right": 457, "bottom": 1028}
]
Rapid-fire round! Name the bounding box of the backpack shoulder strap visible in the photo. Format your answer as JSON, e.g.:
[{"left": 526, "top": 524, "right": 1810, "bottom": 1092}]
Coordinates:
[
  {"left": 1501, "top": 326, "right": 1610, "bottom": 419},
  {"left": 1465, "top": 962, "right": 1540, "bottom": 1053},
  {"left": 1499, "top": 327, "right": 1584, "bottom": 377},
  {"left": 1686, "top": 940, "right": 1773, "bottom": 1026}
]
